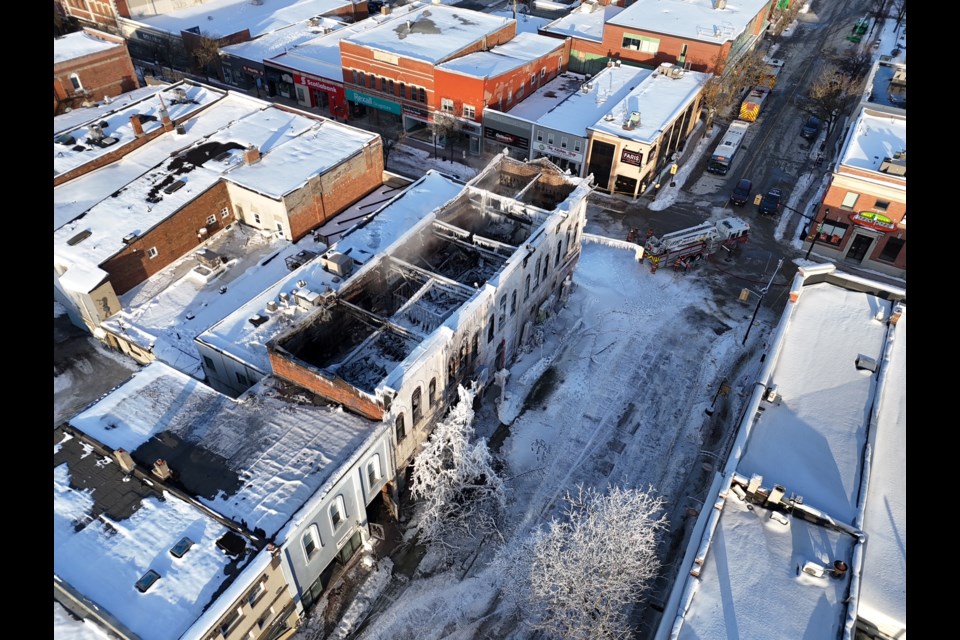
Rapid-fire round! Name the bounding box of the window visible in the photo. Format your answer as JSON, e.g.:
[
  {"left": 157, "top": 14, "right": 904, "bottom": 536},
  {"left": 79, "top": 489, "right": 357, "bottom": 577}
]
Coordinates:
[
  {"left": 463, "top": 104, "right": 475, "bottom": 119},
  {"left": 507, "top": 89, "right": 512, "bottom": 102},
  {"left": 536, "top": 131, "right": 543, "bottom": 142},
  {"left": 548, "top": 134, "right": 554, "bottom": 145},
  {"left": 524, "top": 274, "right": 531, "bottom": 301},
  {"left": 236, "top": 372, "right": 249, "bottom": 387},
  {"left": 358, "top": 71, "right": 365, "bottom": 86},
  {"left": 516, "top": 84, "right": 525, "bottom": 100},
  {"left": 419, "top": 87, "right": 426, "bottom": 103},
  {"left": 235, "top": 205, "right": 244, "bottom": 219},
  {"left": 540, "top": 67, "right": 546, "bottom": 79},
  {"left": 487, "top": 316, "right": 495, "bottom": 342},
  {"left": 221, "top": 207, "right": 230, "bottom": 219},
  {"left": 412, "top": 386, "right": 423, "bottom": 424},
  {"left": 147, "top": 246, "right": 159, "bottom": 259},
  {"left": 534, "top": 257, "right": 542, "bottom": 287},
  {"left": 302, "top": 526, "right": 320, "bottom": 561},
  {"left": 874, "top": 200, "right": 890, "bottom": 212},
  {"left": 367, "top": 455, "right": 381, "bottom": 488},
  {"left": 296, "top": 86, "right": 305, "bottom": 102},
  {"left": 531, "top": 74, "right": 537, "bottom": 86},
  {"left": 206, "top": 214, "right": 217, "bottom": 225},
  {"left": 841, "top": 192, "right": 859, "bottom": 210},
  {"left": 388, "top": 79, "right": 394, "bottom": 93},
  {"left": 395, "top": 414, "right": 406, "bottom": 442},
  {"left": 543, "top": 255, "right": 550, "bottom": 279},
  {"left": 498, "top": 97, "right": 504, "bottom": 111},
  {"left": 574, "top": 139, "right": 581, "bottom": 152},
  {"left": 399, "top": 82, "right": 405, "bottom": 98},
  {"left": 878, "top": 236, "right": 904, "bottom": 263},
  {"left": 255, "top": 608, "right": 275, "bottom": 632},
  {"left": 253, "top": 212, "right": 261, "bottom": 225},
  {"left": 561, "top": 137, "right": 568, "bottom": 149},
  {"left": 247, "top": 581, "right": 266, "bottom": 607},
  {"left": 622, "top": 34, "right": 659, "bottom": 54},
  {"left": 203, "top": 355, "right": 216, "bottom": 371},
  {"left": 352, "top": 69, "right": 358, "bottom": 84},
  {"left": 69, "top": 73, "right": 83, "bottom": 92},
  {"left": 471, "top": 333, "right": 479, "bottom": 363},
  {"left": 219, "top": 608, "right": 242, "bottom": 636},
  {"left": 678, "top": 43, "right": 688, "bottom": 63},
  {"left": 814, "top": 220, "right": 849, "bottom": 246},
  {"left": 330, "top": 495, "right": 346, "bottom": 529},
  {"left": 499, "top": 296, "right": 507, "bottom": 329},
  {"left": 441, "top": 98, "right": 454, "bottom": 114},
  {"left": 428, "top": 377, "right": 437, "bottom": 407},
  {"left": 510, "top": 290, "right": 517, "bottom": 316}
]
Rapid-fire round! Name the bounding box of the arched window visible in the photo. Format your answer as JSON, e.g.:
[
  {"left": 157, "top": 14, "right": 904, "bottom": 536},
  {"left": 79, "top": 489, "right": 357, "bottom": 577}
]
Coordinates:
[
  {"left": 534, "top": 257, "right": 542, "bottom": 287},
  {"left": 329, "top": 495, "right": 347, "bottom": 529},
  {"left": 510, "top": 290, "right": 517, "bottom": 316},
  {"left": 471, "top": 333, "right": 479, "bottom": 362},
  {"left": 395, "top": 414, "right": 406, "bottom": 442},
  {"left": 301, "top": 525, "right": 320, "bottom": 561},
  {"left": 428, "top": 377, "right": 437, "bottom": 407},
  {"left": 524, "top": 275, "right": 531, "bottom": 301},
  {"left": 367, "top": 455, "right": 381, "bottom": 489},
  {"left": 412, "top": 387, "right": 422, "bottom": 425},
  {"left": 543, "top": 256, "right": 550, "bottom": 279},
  {"left": 555, "top": 241, "right": 562, "bottom": 266},
  {"left": 487, "top": 316, "right": 495, "bottom": 342}
]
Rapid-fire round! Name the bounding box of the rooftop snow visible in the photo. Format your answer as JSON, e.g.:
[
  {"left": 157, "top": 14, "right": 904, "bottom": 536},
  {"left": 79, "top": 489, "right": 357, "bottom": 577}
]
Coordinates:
[
  {"left": 522, "top": 65, "right": 648, "bottom": 135},
  {"left": 588, "top": 67, "right": 709, "bottom": 144},
  {"left": 677, "top": 496, "right": 855, "bottom": 639},
  {"left": 497, "top": 72, "right": 588, "bottom": 123},
  {"left": 864, "top": 61, "right": 906, "bottom": 111},
  {"left": 54, "top": 29, "right": 121, "bottom": 65},
  {"left": 607, "top": 0, "right": 772, "bottom": 43},
  {"left": 436, "top": 32, "right": 563, "bottom": 79},
  {"left": 54, "top": 83, "right": 224, "bottom": 181},
  {"left": 220, "top": 17, "right": 344, "bottom": 62},
  {"left": 737, "top": 282, "right": 894, "bottom": 523},
  {"left": 838, "top": 108, "right": 907, "bottom": 178},
  {"left": 197, "top": 171, "right": 463, "bottom": 370},
  {"left": 68, "top": 362, "right": 382, "bottom": 538},
  {"left": 55, "top": 85, "right": 168, "bottom": 136},
  {"left": 540, "top": 3, "right": 624, "bottom": 43},
  {"left": 129, "top": 0, "right": 354, "bottom": 39},
  {"left": 491, "top": 9, "right": 550, "bottom": 35},
  {"left": 342, "top": 4, "right": 513, "bottom": 64},
  {"left": 858, "top": 307, "right": 906, "bottom": 633},
  {"left": 54, "top": 601, "right": 112, "bottom": 640},
  {"left": 54, "top": 437, "right": 243, "bottom": 640}
]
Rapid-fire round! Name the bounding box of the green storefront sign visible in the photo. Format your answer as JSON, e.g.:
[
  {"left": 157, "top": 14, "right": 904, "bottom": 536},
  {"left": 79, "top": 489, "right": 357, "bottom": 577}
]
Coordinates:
[{"left": 345, "top": 89, "right": 401, "bottom": 115}]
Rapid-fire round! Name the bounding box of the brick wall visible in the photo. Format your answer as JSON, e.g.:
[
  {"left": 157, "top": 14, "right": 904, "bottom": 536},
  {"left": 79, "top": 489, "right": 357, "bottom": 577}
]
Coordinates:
[
  {"left": 601, "top": 26, "right": 732, "bottom": 73},
  {"left": 55, "top": 127, "right": 164, "bottom": 187},
  {"left": 101, "top": 181, "right": 234, "bottom": 295},
  {"left": 58, "top": 0, "right": 119, "bottom": 29},
  {"left": 268, "top": 351, "right": 384, "bottom": 421},
  {"left": 54, "top": 32, "right": 139, "bottom": 112}
]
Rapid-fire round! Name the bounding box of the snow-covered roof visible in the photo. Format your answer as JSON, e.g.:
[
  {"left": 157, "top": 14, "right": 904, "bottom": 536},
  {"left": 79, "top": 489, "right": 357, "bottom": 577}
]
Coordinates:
[
  {"left": 219, "top": 17, "right": 344, "bottom": 62},
  {"left": 54, "top": 601, "right": 112, "bottom": 640},
  {"left": 668, "top": 266, "right": 907, "bottom": 639},
  {"left": 54, "top": 427, "right": 249, "bottom": 640},
  {"left": 197, "top": 171, "right": 464, "bottom": 370},
  {"left": 128, "top": 0, "right": 355, "bottom": 39},
  {"left": 540, "top": 2, "right": 623, "bottom": 43},
  {"left": 342, "top": 3, "right": 513, "bottom": 64},
  {"left": 520, "top": 64, "right": 648, "bottom": 136},
  {"left": 607, "top": 0, "right": 771, "bottom": 43},
  {"left": 588, "top": 66, "right": 710, "bottom": 144},
  {"left": 838, "top": 108, "right": 907, "bottom": 179},
  {"left": 54, "top": 29, "right": 121, "bottom": 65},
  {"left": 54, "top": 89, "right": 376, "bottom": 275},
  {"left": 491, "top": 9, "right": 550, "bottom": 35},
  {"left": 54, "top": 85, "right": 168, "bottom": 136},
  {"left": 436, "top": 32, "right": 563, "bottom": 79},
  {"left": 67, "top": 362, "right": 383, "bottom": 539},
  {"left": 54, "top": 82, "right": 225, "bottom": 182}
]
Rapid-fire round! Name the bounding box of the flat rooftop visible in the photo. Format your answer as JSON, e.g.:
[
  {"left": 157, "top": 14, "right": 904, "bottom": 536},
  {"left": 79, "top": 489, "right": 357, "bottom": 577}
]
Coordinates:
[
  {"left": 540, "top": 2, "right": 623, "bottom": 43},
  {"left": 865, "top": 61, "right": 906, "bottom": 111},
  {"left": 607, "top": 0, "right": 771, "bottom": 43},
  {"left": 342, "top": 3, "right": 513, "bottom": 64},
  {"left": 67, "top": 362, "right": 384, "bottom": 541},
  {"left": 491, "top": 9, "right": 550, "bottom": 35},
  {"left": 219, "top": 17, "right": 344, "bottom": 62},
  {"left": 54, "top": 29, "right": 121, "bottom": 65},
  {"left": 128, "top": 0, "right": 355, "bottom": 39},
  {"left": 436, "top": 32, "right": 564, "bottom": 79},
  {"left": 839, "top": 108, "right": 907, "bottom": 178},
  {"left": 54, "top": 426, "right": 251, "bottom": 640},
  {"left": 588, "top": 66, "right": 709, "bottom": 144},
  {"left": 54, "top": 85, "right": 167, "bottom": 137}
]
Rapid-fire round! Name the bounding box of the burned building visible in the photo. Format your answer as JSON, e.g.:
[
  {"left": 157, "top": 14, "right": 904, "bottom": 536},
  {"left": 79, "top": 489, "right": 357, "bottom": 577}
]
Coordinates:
[{"left": 268, "top": 155, "right": 592, "bottom": 471}]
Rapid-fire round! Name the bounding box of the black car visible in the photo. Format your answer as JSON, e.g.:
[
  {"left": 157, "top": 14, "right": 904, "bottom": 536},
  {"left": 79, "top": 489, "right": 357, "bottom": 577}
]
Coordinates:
[
  {"left": 800, "top": 116, "right": 822, "bottom": 140},
  {"left": 729, "top": 178, "right": 753, "bottom": 206},
  {"left": 758, "top": 188, "right": 783, "bottom": 216}
]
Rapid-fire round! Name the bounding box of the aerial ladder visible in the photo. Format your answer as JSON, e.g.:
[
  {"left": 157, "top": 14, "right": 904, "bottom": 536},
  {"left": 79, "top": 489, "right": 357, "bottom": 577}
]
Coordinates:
[{"left": 639, "top": 218, "right": 750, "bottom": 274}]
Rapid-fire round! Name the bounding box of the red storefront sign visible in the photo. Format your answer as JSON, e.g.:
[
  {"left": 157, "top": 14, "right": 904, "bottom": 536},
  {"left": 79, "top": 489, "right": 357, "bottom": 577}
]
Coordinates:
[
  {"left": 294, "top": 74, "right": 344, "bottom": 99},
  {"left": 849, "top": 211, "right": 897, "bottom": 232},
  {"left": 620, "top": 148, "right": 643, "bottom": 167}
]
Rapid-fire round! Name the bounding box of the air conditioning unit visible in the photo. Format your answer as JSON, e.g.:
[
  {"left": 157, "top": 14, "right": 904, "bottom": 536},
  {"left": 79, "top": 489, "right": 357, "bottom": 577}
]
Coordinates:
[{"left": 321, "top": 251, "right": 354, "bottom": 277}]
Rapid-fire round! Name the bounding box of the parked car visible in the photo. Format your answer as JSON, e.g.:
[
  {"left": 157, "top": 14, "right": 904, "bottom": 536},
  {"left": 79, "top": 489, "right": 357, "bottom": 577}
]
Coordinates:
[
  {"left": 800, "top": 115, "right": 822, "bottom": 140},
  {"left": 758, "top": 188, "right": 783, "bottom": 216},
  {"left": 729, "top": 178, "right": 753, "bottom": 206}
]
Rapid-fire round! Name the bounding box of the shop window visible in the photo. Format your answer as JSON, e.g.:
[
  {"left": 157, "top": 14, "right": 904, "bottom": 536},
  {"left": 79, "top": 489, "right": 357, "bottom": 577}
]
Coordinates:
[
  {"left": 814, "top": 220, "right": 848, "bottom": 246},
  {"left": 412, "top": 386, "right": 423, "bottom": 424},
  {"left": 878, "top": 237, "right": 904, "bottom": 263},
  {"left": 841, "top": 192, "right": 859, "bottom": 210}
]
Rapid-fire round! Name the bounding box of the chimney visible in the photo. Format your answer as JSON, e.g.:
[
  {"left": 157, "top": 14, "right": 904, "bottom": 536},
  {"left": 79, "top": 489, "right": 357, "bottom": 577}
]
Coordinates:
[
  {"left": 380, "top": 5, "right": 390, "bottom": 15},
  {"left": 114, "top": 448, "right": 137, "bottom": 473},
  {"left": 130, "top": 114, "right": 144, "bottom": 137},
  {"left": 889, "top": 304, "right": 904, "bottom": 325},
  {"left": 244, "top": 145, "right": 261, "bottom": 164},
  {"left": 159, "top": 94, "right": 173, "bottom": 131},
  {"left": 152, "top": 459, "right": 173, "bottom": 481}
]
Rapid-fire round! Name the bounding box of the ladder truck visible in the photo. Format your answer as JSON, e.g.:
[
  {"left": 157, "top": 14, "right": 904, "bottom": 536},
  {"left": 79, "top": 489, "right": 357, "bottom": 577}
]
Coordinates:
[{"left": 641, "top": 217, "right": 750, "bottom": 273}]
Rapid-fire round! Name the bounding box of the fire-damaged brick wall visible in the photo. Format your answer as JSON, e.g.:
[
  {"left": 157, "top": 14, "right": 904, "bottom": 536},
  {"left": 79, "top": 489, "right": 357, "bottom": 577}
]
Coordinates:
[
  {"left": 268, "top": 350, "right": 385, "bottom": 421},
  {"left": 101, "top": 181, "right": 234, "bottom": 295},
  {"left": 283, "top": 141, "right": 384, "bottom": 241}
]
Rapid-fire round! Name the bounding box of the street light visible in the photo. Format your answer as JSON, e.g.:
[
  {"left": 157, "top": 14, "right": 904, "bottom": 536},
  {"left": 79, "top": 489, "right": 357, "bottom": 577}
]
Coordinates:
[
  {"left": 741, "top": 258, "right": 783, "bottom": 346},
  {"left": 805, "top": 208, "right": 829, "bottom": 260}
]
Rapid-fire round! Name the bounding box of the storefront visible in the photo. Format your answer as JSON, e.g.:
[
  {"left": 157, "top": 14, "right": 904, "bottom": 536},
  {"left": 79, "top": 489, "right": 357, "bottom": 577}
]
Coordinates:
[
  {"left": 346, "top": 88, "right": 401, "bottom": 127},
  {"left": 220, "top": 55, "right": 263, "bottom": 93},
  {"left": 294, "top": 74, "right": 346, "bottom": 120},
  {"left": 530, "top": 131, "right": 586, "bottom": 177},
  {"left": 482, "top": 111, "right": 532, "bottom": 159}
]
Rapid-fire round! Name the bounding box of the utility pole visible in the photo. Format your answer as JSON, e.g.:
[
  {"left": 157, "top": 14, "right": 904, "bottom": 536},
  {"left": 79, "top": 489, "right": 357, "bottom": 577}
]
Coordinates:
[{"left": 742, "top": 258, "right": 783, "bottom": 346}]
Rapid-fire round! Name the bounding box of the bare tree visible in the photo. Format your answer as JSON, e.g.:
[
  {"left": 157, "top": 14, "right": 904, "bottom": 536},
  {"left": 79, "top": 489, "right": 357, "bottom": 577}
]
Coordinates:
[
  {"left": 798, "top": 65, "right": 863, "bottom": 141},
  {"left": 380, "top": 125, "right": 406, "bottom": 170},
  {"left": 190, "top": 34, "right": 223, "bottom": 80},
  {"left": 430, "top": 112, "right": 459, "bottom": 160},
  {"left": 409, "top": 385, "right": 505, "bottom": 550},
  {"left": 893, "top": 0, "right": 907, "bottom": 29},
  {"left": 836, "top": 50, "right": 873, "bottom": 81},
  {"left": 497, "top": 485, "right": 668, "bottom": 640}
]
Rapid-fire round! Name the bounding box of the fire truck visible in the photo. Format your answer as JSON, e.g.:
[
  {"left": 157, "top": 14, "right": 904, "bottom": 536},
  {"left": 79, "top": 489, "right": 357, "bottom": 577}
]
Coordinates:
[
  {"left": 760, "top": 58, "right": 785, "bottom": 89},
  {"left": 738, "top": 86, "right": 771, "bottom": 122},
  {"left": 641, "top": 217, "right": 750, "bottom": 273}
]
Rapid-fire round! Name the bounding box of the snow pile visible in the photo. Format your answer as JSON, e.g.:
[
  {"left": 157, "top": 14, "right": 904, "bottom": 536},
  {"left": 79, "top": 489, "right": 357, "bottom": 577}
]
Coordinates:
[{"left": 326, "top": 558, "right": 394, "bottom": 640}]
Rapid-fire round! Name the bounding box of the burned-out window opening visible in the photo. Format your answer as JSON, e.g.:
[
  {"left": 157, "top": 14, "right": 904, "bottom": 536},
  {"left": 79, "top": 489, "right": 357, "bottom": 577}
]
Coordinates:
[
  {"left": 543, "top": 255, "right": 550, "bottom": 280},
  {"left": 555, "top": 241, "right": 562, "bottom": 266},
  {"left": 487, "top": 316, "right": 495, "bottom": 342},
  {"left": 396, "top": 414, "right": 406, "bottom": 442},
  {"left": 534, "top": 257, "right": 542, "bottom": 288},
  {"left": 524, "top": 275, "right": 531, "bottom": 301},
  {"left": 510, "top": 290, "right": 517, "bottom": 316},
  {"left": 498, "top": 297, "right": 507, "bottom": 330},
  {"left": 428, "top": 377, "right": 437, "bottom": 407},
  {"left": 448, "top": 356, "right": 457, "bottom": 383},
  {"left": 471, "top": 333, "right": 479, "bottom": 363},
  {"left": 412, "top": 387, "right": 422, "bottom": 425}
]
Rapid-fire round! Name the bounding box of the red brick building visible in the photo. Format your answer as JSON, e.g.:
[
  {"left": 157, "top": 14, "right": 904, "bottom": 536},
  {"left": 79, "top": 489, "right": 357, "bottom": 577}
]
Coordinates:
[
  {"left": 54, "top": 28, "right": 139, "bottom": 114},
  {"left": 805, "top": 108, "right": 906, "bottom": 279},
  {"left": 55, "top": 0, "right": 120, "bottom": 31}
]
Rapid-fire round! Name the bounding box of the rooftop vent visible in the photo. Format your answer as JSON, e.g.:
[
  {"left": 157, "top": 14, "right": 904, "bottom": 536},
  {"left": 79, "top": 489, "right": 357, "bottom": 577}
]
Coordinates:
[
  {"left": 113, "top": 448, "right": 136, "bottom": 473},
  {"left": 248, "top": 314, "right": 268, "bottom": 327},
  {"left": 163, "top": 179, "right": 186, "bottom": 194},
  {"left": 855, "top": 354, "right": 878, "bottom": 372},
  {"left": 265, "top": 300, "right": 278, "bottom": 312},
  {"left": 67, "top": 229, "right": 93, "bottom": 246},
  {"left": 152, "top": 459, "right": 173, "bottom": 481},
  {"left": 122, "top": 232, "right": 139, "bottom": 244}
]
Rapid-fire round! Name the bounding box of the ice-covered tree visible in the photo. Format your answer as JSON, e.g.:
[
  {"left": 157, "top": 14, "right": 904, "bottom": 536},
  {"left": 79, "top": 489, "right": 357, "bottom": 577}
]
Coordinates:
[
  {"left": 409, "top": 385, "right": 505, "bottom": 548},
  {"left": 498, "top": 485, "right": 668, "bottom": 640}
]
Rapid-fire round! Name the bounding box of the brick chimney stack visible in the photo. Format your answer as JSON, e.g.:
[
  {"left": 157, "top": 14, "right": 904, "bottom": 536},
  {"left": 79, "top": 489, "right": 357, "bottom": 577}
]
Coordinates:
[
  {"left": 244, "top": 145, "right": 262, "bottom": 164},
  {"left": 130, "top": 114, "right": 144, "bottom": 137}
]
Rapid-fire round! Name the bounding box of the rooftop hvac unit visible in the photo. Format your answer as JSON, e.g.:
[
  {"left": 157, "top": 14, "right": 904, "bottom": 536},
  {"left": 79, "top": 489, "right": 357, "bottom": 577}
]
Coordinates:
[
  {"left": 855, "top": 354, "right": 878, "bottom": 372},
  {"left": 295, "top": 288, "right": 322, "bottom": 309},
  {"left": 265, "top": 300, "right": 278, "bottom": 312},
  {"left": 321, "top": 251, "right": 354, "bottom": 277}
]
